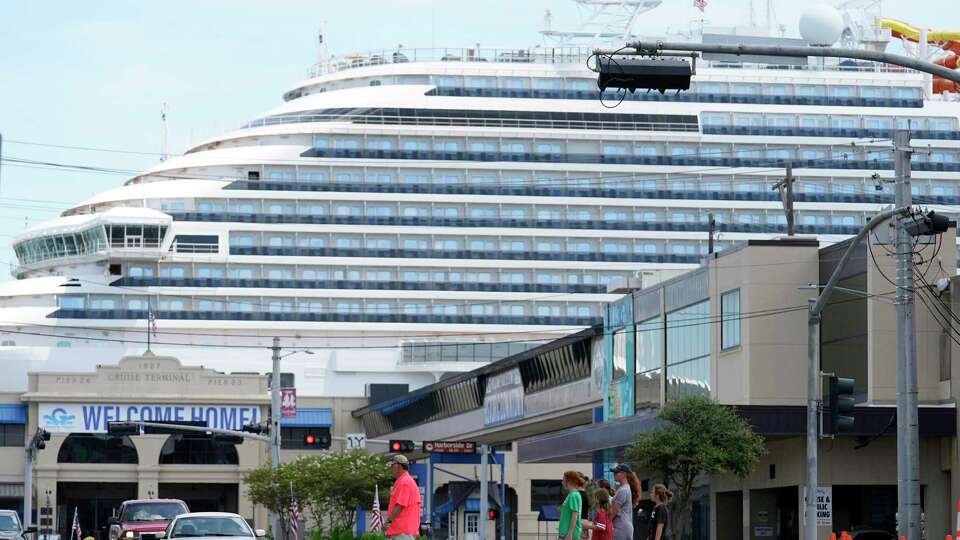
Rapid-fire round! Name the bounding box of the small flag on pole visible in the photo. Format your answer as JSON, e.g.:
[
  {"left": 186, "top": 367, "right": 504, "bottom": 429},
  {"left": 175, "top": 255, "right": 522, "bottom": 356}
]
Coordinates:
[
  {"left": 71, "top": 507, "right": 82, "bottom": 540},
  {"left": 289, "top": 484, "right": 300, "bottom": 540},
  {"left": 370, "top": 485, "right": 383, "bottom": 532},
  {"left": 148, "top": 305, "right": 158, "bottom": 339},
  {"left": 694, "top": 0, "right": 707, "bottom": 12}
]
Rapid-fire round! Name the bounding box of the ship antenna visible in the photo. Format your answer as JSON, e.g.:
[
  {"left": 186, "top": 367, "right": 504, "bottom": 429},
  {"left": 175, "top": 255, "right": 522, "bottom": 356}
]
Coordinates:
[{"left": 160, "top": 102, "right": 169, "bottom": 162}]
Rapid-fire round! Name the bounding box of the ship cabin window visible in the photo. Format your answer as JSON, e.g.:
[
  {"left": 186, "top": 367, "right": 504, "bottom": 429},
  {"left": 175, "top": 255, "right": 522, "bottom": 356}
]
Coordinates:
[
  {"left": 799, "top": 115, "right": 828, "bottom": 128},
  {"left": 127, "top": 266, "right": 155, "bottom": 278},
  {"left": 469, "top": 238, "right": 496, "bottom": 251},
  {"left": 230, "top": 233, "right": 256, "bottom": 247},
  {"left": 335, "top": 237, "right": 361, "bottom": 249},
  {"left": 830, "top": 116, "right": 857, "bottom": 129},
  {"left": 89, "top": 297, "right": 116, "bottom": 310},
  {"left": 299, "top": 203, "right": 327, "bottom": 216},
  {"left": 403, "top": 238, "right": 429, "bottom": 250},
  {"left": 500, "top": 78, "right": 528, "bottom": 89},
  {"left": 299, "top": 235, "right": 327, "bottom": 248},
  {"left": 566, "top": 79, "right": 593, "bottom": 91},
  {"left": 892, "top": 87, "right": 921, "bottom": 99},
  {"left": 227, "top": 267, "right": 256, "bottom": 279},
  {"left": 333, "top": 139, "right": 359, "bottom": 150},
  {"left": 763, "top": 84, "right": 790, "bottom": 96},
  {"left": 796, "top": 85, "right": 825, "bottom": 97},
  {"left": 765, "top": 115, "right": 793, "bottom": 128},
  {"left": 402, "top": 139, "right": 430, "bottom": 151},
  {"left": 467, "top": 77, "right": 495, "bottom": 88},
  {"left": 731, "top": 83, "right": 759, "bottom": 95},
  {"left": 266, "top": 201, "right": 295, "bottom": 215},
  {"left": 366, "top": 237, "right": 393, "bottom": 249},
  {"left": 695, "top": 82, "right": 724, "bottom": 94},
  {"left": 536, "top": 78, "right": 563, "bottom": 90},
  {"left": 367, "top": 139, "right": 393, "bottom": 150},
  {"left": 266, "top": 234, "right": 294, "bottom": 248},
  {"left": 702, "top": 113, "right": 726, "bottom": 126},
  {"left": 197, "top": 201, "right": 225, "bottom": 212},
  {"left": 861, "top": 86, "right": 889, "bottom": 98},
  {"left": 930, "top": 118, "right": 955, "bottom": 130},
  {"left": 158, "top": 266, "right": 186, "bottom": 279},
  {"left": 864, "top": 117, "right": 893, "bottom": 130},
  {"left": 828, "top": 86, "right": 855, "bottom": 97},
  {"left": 58, "top": 296, "right": 85, "bottom": 309},
  {"left": 197, "top": 266, "right": 224, "bottom": 279}
]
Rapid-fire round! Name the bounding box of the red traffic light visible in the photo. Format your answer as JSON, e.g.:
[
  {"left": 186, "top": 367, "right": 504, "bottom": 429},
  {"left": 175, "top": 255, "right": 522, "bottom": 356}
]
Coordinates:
[
  {"left": 389, "top": 440, "right": 415, "bottom": 453},
  {"left": 487, "top": 509, "right": 499, "bottom": 520},
  {"left": 306, "top": 434, "right": 316, "bottom": 445}
]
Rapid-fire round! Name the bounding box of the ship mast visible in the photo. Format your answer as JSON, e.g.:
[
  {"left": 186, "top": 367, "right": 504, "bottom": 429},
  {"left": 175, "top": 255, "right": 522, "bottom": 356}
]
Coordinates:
[{"left": 540, "top": 0, "right": 665, "bottom": 47}]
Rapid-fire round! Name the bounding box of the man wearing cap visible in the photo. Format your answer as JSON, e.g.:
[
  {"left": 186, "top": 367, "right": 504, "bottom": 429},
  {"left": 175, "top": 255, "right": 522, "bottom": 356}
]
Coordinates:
[
  {"left": 609, "top": 464, "right": 637, "bottom": 540},
  {"left": 384, "top": 454, "right": 422, "bottom": 540}
]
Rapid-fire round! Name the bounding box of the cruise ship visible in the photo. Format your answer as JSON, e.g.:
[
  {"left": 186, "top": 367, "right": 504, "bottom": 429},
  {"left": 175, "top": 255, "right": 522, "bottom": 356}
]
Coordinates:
[{"left": 2, "top": 2, "right": 959, "bottom": 397}]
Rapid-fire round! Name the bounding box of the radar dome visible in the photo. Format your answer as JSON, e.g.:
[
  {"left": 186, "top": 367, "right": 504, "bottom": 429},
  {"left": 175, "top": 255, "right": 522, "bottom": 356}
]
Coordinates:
[{"left": 799, "top": 4, "right": 843, "bottom": 46}]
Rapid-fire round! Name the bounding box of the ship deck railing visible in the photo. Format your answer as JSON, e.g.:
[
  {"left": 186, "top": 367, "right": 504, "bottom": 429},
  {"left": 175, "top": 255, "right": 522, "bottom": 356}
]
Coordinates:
[{"left": 305, "top": 46, "right": 922, "bottom": 78}]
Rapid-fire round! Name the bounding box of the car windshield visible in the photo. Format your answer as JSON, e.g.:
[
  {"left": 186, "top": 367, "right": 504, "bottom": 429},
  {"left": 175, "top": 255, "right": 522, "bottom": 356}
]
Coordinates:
[
  {"left": 0, "top": 515, "right": 20, "bottom": 532},
  {"left": 171, "top": 517, "right": 252, "bottom": 538},
  {"left": 121, "top": 503, "right": 186, "bottom": 522}
]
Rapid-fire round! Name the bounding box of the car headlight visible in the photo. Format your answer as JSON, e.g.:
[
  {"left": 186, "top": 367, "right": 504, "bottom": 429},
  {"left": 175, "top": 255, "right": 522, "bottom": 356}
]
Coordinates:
[{"left": 124, "top": 532, "right": 136, "bottom": 539}]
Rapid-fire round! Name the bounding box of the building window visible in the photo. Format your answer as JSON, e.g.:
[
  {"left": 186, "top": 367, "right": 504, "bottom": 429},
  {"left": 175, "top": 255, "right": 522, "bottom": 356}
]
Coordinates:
[
  {"left": 159, "top": 435, "right": 239, "bottom": 465},
  {"left": 636, "top": 316, "right": 663, "bottom": 408},
  {"left": 465, "top": 513, "right": 479, "bottom": 534},
  {"left": 721, "top": 289, "right": 741, "bottom": 350},
  {"left": 613, "top": 331, "right": 627, "bottom": 380},
  {"left": 530, "top": 480, "right": 564, "bottom": 511},
  {"left": 0, "top": 424, "right": 24, "bottom": 447},
  {"left": 57, "top": 434, "right": 138, "bottom": 464},
  {"left": 666, "top": 300, "right": 711, "bottom": 400}
]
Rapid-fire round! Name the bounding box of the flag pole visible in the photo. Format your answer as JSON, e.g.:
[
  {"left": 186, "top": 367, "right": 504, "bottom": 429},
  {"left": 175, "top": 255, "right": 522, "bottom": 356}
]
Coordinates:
[{"left": 146, "top": 297, "right": 152, "bottom": 353}]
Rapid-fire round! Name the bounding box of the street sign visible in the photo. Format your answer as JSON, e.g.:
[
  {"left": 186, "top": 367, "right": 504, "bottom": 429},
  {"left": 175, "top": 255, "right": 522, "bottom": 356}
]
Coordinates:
[
  {"left": 423, "top": 440, "right": 476, "bottom": 454},
  {"left": 281, "top": 388, "right": 297, "bottom": 418},
  {"left": 345, "top": 432, "right": 366, "bottom": 449},
  {"left": 803, "top": 486, "right": 833, "bottom": 527}
]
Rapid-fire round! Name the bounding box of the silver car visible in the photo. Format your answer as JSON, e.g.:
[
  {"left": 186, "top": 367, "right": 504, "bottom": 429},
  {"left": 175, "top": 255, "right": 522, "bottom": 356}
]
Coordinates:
[
  {"left": 159, "top": 513, "right": 264, "bottom": 540},
  {"left": 0, "top": 510, "right": 35, "bottom": 540}
]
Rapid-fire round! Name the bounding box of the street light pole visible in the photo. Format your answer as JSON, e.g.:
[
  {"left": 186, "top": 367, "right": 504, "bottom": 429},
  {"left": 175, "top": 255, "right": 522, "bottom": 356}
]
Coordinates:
[{"left": 270, "top": 337, "right": 282, "bottom": 540}]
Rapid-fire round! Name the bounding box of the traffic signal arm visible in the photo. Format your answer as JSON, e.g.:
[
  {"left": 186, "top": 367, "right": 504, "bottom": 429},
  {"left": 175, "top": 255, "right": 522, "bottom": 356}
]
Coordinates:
[{"left": 106, "top": 421, "right": 271, "bottom": 443}]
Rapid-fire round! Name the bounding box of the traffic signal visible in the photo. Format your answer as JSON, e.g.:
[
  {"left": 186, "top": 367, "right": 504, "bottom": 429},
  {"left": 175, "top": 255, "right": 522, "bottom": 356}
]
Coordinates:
[
  {"left": 213, "top": 433, "right": 245, "bottom": 445},
  {"left": 596, "top": 57, "right": 692, "bottom": 94},
  {"left": 33, "top": 428, "right": 51, "bottom": 450},
  {"left": 305, "top": 431, "right": 331, "bottom": 449},
  {"left": 389, "top": 440, "right": 415, "bottom": 453},
  {"left": 906, "top": 210, "right": 951, "bottom": 237},
  {"left": 242, "top": 423, "right": 267, "bottom": 434},
  {"left": 107, "top": 422, "right": 141, "bottom": 436},
  {"left": 487, "top": 509, "right": 499, "bottom": 521},
  {"left": 829, "top": 375, "right": 856, "bottom": 434}
]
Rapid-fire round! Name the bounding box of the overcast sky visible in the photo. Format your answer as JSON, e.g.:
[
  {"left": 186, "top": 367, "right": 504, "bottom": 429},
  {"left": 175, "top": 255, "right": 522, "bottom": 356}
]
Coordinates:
[{"left": 0, "top": 0, "right": 952, "bottom": 280}]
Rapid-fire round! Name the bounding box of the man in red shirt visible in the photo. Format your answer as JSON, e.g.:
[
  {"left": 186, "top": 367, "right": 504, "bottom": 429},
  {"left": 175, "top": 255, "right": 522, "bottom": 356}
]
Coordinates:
[{"left": 384, "top": 454, "right": 422, "bottom": 540}]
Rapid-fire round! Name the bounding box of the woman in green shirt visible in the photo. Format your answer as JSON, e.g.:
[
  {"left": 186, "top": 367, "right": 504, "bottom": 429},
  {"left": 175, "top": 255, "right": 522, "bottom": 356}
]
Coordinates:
[{"left": 559, "top": 471, "right": 585, "bottom": 540}]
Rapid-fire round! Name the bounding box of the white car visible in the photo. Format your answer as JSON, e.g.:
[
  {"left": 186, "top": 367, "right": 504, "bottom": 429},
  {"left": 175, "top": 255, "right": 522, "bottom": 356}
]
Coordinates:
[{"left": 159, "top": 513, "right": 265, "bottom": 540}]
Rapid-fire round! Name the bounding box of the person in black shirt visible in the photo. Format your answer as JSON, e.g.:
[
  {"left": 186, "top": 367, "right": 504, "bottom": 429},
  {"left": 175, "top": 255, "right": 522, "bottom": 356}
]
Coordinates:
[{"left": 647, "top": 484, "right": 672, "bottom": 540}]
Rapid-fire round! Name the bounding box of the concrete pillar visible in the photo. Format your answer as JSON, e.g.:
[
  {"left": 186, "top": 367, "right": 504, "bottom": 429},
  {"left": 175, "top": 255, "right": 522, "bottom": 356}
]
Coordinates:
[{"left": 742, "top": 489, "right": 751, "bottom": 540}]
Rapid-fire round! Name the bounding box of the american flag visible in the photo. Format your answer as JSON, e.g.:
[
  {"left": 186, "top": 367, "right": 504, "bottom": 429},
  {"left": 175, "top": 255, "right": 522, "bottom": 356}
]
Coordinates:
[
  {"left": 71, "top": 507, "right": 81, "bottom": 540},
  {"left": 370, "top": 485, "right": 383, "bottom": 532},
  {"left": 289, "top": 486, "right": 300, "bottom": 540},
  {"left": 694, "top": 0, "right": 707, "bottom": 12}
]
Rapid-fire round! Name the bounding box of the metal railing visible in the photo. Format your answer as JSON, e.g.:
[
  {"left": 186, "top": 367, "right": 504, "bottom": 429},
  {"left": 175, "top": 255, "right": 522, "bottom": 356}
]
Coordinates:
[
  {"left": 242, "top": 111, "right": 698, "bottom": 132},
  {"left": 170, "top": 242, "right": 219, "bottom": 254},
  {"left": 305, "top": 46, "right": 924, "bottom": 78}
]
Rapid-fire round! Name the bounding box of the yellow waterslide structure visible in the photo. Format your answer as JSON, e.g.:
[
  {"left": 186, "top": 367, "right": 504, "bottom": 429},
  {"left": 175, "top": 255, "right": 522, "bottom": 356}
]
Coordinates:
[{"left": 880, "top": 18, "right": 960, "bottom": 92}]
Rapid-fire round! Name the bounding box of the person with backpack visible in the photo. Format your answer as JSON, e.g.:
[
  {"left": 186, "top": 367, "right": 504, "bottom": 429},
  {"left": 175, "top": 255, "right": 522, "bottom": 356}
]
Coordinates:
[{"left": 647, "top": 484, "right": 673, "bottom": 540}]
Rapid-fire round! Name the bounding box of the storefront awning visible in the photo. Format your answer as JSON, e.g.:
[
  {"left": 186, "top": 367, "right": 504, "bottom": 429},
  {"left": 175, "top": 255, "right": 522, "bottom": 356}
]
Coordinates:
[
  {"left": 280, "top": 407, "right": 332, "bottom": 427},
  {"left": 0, "top": 404, "right": 26, "bottom": 424},
  {"left": 518, "top": 405, "right": 957, "bottom": 463}
]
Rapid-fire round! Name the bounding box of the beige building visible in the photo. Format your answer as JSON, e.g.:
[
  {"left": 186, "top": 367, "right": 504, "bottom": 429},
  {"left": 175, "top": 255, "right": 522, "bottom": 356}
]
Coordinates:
[{"left": 0, "top": 353, "right": 370, "bottom": 540}]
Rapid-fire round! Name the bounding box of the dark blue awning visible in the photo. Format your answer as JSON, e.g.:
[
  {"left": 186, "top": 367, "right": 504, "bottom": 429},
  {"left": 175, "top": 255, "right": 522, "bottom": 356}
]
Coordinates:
[
  {"left": 280, "top": 407, "right": 332, "bottom": 427},
  {"left": 0, "top": 404, "right": 26, "bottom": 424}
]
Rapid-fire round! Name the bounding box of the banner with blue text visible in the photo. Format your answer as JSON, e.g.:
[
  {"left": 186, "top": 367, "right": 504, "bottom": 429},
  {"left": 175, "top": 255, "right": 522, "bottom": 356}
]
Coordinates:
[{"left": 38, "top": 402, "right": 262, "bottom": 433}]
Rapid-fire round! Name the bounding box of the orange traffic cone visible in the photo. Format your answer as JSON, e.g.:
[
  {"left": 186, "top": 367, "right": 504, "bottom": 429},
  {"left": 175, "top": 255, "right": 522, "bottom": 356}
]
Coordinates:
[{"left": 829, "top": 533, "right": 836, "bottom": 540}]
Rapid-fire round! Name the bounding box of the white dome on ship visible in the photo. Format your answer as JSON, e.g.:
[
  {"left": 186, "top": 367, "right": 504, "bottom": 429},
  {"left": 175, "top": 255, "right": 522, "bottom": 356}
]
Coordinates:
[{"left": 799, "top": 3, "right": 844, "bottom": 46}]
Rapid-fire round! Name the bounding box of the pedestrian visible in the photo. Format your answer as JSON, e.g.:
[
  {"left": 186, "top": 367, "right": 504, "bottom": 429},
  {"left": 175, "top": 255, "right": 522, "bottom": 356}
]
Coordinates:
[
  {"left": 383, "top": 454, "right": 422, "bottom": 540},
  {"left": 608, "top": 464, "right": 641, "bottom": 540},
  {"left": 576, "top": 473, "right": 590, "bottom": 540},
  {"left": 647, "top": 484, "right": 673, "bottom": 540},
  {"left": 581, "top": 487, "right": 612, "bottom": 540},
  {"left": 558, "top": 471, "right": 585, "bottom": 540}
]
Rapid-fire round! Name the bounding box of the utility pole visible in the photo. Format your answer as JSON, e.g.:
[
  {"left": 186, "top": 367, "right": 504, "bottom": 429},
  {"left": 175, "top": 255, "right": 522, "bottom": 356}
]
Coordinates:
[
  {"left": 893, "top": 130, "right": 920, "bottom": 540},
  {"left": 479, "top": 444, "right": 489, "bottom": 540},
  {"left": 805, "top": 297, "right": 818, "bottom": 540},
  {"left": 270, "top": 337, "right": 282, "bottom": 540},
  {"left": 772, "top": 163, "right": 795, "bottom": 236},
  {"left": 707, "top": 213, "right": 716, "bottom": 254}
]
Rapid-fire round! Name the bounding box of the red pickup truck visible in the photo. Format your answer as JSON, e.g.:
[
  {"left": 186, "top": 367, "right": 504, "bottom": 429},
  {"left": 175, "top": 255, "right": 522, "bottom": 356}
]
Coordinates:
[{"left": 108, "top": 499, "right": 189, "bottom": 540}]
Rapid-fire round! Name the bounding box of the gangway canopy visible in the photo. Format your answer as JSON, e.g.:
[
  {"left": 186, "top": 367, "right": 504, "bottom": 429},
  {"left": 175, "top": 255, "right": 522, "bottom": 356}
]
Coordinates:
[{"left": 537, "top": 506, "right": 559, "bottom": 522}]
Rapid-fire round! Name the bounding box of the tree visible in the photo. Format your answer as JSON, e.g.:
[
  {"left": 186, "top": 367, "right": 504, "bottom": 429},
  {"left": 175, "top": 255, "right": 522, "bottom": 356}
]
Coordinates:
[
  {"left": 627, "top": 395, "right": 765, "bottom": 538},
  {"left": 244, "top": 451, "right": 393, "bottom": 537}
]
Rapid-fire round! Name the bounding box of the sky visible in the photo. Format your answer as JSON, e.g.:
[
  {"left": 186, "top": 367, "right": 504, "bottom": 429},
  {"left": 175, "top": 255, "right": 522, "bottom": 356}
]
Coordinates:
[{"left": 0, "top": 0, "right": 953, "bottom": 281}]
